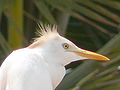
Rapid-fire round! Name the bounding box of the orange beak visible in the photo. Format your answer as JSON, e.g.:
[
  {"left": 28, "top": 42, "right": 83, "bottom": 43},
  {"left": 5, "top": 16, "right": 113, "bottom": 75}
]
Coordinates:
[{"left": 72, "top": 48, "right": 109, "bottom": 61}]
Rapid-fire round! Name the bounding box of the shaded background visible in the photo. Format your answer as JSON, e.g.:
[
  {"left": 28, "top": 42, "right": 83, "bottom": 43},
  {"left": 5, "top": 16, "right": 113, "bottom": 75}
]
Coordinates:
[{"left": 0, "top": 0, "right": 120, "bottom": 90}]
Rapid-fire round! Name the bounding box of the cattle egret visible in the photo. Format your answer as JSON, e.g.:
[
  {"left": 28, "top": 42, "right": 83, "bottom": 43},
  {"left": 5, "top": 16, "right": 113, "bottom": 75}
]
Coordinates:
[{"left": 0, "top": 24, "right": 109, "bottom": 90}]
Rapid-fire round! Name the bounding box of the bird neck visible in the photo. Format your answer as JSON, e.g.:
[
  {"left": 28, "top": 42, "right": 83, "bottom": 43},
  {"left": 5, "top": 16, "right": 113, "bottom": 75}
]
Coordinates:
[{"left": 32, "top": 48, "right": 69, "bottom": 66}]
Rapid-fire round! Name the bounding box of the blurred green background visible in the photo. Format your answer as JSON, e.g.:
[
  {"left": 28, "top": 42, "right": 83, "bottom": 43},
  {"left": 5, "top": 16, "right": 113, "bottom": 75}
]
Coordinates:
[{"left": 1, "top": 0, "right": 120, "bottom": 90}]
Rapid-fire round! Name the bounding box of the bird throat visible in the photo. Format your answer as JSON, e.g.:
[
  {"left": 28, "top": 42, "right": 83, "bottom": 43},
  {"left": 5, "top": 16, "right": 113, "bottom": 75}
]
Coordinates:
[{"left": 47, "top": 63, "right": 66, "bottom": 89}]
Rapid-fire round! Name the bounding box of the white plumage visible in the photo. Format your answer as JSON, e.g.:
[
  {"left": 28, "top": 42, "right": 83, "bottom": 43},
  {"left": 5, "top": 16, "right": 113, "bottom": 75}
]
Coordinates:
[{"left": 0, "top": 25, "right": 109, "bottom": 90}]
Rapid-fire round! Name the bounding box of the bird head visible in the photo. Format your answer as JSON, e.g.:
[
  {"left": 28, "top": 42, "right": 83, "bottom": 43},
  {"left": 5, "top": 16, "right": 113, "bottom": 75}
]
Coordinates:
[{"left": 28, "top": 24, "right": 109, "bottom": 66}]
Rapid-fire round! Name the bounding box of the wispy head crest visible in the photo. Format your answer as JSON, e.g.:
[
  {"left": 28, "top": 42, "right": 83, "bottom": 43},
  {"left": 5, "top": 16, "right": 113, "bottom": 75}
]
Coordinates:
[
  {"left": 33, "top": 23, "right": 59, "bottom": 42},
  {"left": 36, "top": 23, "right": 58, "bottom": 37},
  {"left": 28, "top": 23, "right": 59, "bottom": 48}
]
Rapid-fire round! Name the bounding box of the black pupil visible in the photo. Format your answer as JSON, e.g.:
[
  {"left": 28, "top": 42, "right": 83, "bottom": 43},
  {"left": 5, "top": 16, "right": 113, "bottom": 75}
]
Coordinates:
[
  {"left": 65, "top": 44, "right": 68, "bottom": 48},
  {"left": 63, "top": 43, "right": 69, "bottom": 49}
]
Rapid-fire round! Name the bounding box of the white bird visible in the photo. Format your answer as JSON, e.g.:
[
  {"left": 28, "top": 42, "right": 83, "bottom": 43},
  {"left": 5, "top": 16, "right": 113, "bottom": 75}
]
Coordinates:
[{"left": 0, "top": 24, "right": 109, "bottom": 90}]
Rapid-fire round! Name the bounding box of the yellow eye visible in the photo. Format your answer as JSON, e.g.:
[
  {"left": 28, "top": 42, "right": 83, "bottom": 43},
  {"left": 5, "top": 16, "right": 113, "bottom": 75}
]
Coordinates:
[{"left": 63, "top": 43, "right": 69, "bottom": 49}]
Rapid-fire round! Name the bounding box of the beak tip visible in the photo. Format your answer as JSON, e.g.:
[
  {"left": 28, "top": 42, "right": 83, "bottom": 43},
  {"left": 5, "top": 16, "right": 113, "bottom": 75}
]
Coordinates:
[
  {"left": 106, "top": 58, "right": 110, "bottom": 61},
  {"left": 99, "top": 57, "right": 110, "bottom": 61}
]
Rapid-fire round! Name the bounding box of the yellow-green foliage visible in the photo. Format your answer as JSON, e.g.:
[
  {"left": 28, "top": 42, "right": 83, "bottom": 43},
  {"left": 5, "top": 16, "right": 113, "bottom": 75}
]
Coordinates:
[{"left": 8, "top": 0, "right": 23, "bottom": 49}]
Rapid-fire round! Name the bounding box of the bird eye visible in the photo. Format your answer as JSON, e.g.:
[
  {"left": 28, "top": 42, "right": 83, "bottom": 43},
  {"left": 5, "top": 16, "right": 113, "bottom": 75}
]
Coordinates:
[{"left": 63, "top": 43, "right": 69, "bottom": 49}]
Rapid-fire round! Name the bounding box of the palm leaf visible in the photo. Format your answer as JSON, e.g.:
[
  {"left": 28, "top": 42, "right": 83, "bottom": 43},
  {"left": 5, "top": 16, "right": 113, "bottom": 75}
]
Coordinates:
[
  {"left": 0, "top": 0, "right": 9, "bottom": 15},
  {"left": 34, "top": 0, "right": 57, "bottom": 24},
  {"left": 76, "top": 0, "right": 120, "bottom": 24},
  {"left": 7, "top": 0, "right": 24, "bottom": 49},
  {"left": 96, "top": 0, "right": 120, "bottom": 10},
  {"left": 44, "top": 0, "right": 113, "bottom": 34}
]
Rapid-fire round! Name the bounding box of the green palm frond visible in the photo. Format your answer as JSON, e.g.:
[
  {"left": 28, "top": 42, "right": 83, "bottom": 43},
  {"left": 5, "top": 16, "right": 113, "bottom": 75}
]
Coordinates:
[
  {"left": 0, "top": 0, "right": 120, "bottom": 90},
  {"left": 33, "top": 0, "right": 120, "bottom": 34}
]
